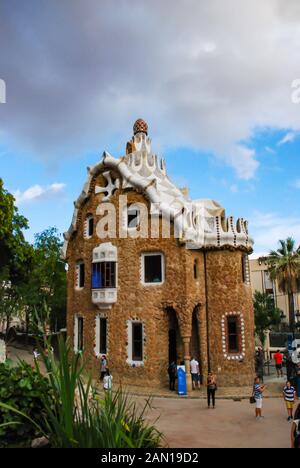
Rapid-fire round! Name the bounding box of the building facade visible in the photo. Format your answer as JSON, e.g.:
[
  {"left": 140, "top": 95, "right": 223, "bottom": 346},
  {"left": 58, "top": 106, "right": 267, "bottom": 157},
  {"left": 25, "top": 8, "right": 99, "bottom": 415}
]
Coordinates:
[
  {"left": 63, "top": 120, "right": 255, "bottom": 390},
  {"left": 250, "top": 259, "right": 300, "bottom": 326}
]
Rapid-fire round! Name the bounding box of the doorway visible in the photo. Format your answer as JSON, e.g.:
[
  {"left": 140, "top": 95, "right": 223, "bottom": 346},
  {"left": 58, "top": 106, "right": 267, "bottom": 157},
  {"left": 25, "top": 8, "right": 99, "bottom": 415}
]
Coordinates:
[{"left": 167, "top": 308, "right": 182, "bottom": 364}]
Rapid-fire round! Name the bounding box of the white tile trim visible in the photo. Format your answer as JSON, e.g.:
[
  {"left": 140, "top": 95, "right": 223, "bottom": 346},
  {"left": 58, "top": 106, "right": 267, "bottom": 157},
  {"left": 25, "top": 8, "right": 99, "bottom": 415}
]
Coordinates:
[
  {"left": 75, "top": 261, "right": 85, "bottom": 290},
  {"left": 74, "top": 315, "right": 83, "bottom": 353},
  {"left": 221, "top": 312, "right": 246, "bottom": 361}
]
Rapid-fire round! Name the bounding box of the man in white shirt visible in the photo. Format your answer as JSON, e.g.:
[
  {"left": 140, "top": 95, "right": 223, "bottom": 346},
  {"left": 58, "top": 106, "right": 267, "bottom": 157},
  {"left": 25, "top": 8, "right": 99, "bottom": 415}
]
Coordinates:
[{"left": 190, "top": 357, "right": 201, "bottom": 390}]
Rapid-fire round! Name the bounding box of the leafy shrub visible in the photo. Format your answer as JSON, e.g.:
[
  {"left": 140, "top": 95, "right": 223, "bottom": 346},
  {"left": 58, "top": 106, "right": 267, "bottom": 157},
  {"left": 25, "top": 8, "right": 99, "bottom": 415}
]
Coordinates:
[
  {"left": 0, "top": 339, "right": 164, "bottom": 448},
  {"left": 33, "top": 339, "right": 164, "bottom": 448},
  {"left": 0, "top": 360, "right": 51, "bottom": 447},
  {"left": 91, "top": 390, "right": 163, "bottom": 448}
]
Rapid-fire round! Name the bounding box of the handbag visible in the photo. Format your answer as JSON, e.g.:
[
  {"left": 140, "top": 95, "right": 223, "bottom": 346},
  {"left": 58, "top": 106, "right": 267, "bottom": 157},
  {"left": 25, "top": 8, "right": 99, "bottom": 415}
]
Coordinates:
[
  {"left": 250, "top": 384, "right": 256, "bottom": 404},
  {"left": 208, "top": 383, "right": 216, "bottom": 391}
]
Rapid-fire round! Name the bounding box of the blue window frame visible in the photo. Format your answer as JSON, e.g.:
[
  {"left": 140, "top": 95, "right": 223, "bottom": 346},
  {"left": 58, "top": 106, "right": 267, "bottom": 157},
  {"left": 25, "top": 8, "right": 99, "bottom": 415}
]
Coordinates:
[{"left": 92, "top": 262, "right": 116, "bottom": 289}]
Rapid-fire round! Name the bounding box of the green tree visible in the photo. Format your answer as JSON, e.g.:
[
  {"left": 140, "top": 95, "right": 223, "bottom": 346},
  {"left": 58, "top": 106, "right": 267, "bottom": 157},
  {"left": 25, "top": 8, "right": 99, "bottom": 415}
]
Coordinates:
[
  {"left": 0, "top": 284, "right": 23, "bottom": 341},
  {"left": 260, "top": 238, "right": 300, "bottom": 331},
  {"left": 254, "top": 291, "right": 282, "bottom": 347},
  {"left": 22, "top": 227, "right": 67, "bottom": 333},
  {"left": 0, "top": 178, "right": 34, "bottom": 285}
]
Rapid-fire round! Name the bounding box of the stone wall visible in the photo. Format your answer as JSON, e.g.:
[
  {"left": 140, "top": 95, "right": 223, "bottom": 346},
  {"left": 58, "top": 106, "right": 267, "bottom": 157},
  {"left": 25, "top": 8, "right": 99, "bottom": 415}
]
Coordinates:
[
  {"left": 205, "top": 250, "right": 255, "bottom": 386},
  {"left": 66, "top": 171, "right": 255, "bottom": 389}
]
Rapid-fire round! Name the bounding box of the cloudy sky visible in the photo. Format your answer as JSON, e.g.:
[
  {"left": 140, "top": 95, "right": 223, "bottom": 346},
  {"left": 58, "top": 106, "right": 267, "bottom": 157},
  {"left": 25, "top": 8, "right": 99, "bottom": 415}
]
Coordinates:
[{"left": 1, "top": 0, "right": 300, "bottom": 254}]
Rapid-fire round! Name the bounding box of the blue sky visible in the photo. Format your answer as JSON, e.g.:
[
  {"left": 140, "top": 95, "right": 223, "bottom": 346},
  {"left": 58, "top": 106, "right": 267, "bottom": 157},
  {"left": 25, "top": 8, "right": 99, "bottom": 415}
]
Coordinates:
[{"left": 1, "top": 0, "right": 300, "bottom": 255}]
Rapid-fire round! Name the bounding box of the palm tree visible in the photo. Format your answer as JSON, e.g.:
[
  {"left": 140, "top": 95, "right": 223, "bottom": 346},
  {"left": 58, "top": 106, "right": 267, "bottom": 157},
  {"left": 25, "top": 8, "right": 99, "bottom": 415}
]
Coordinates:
[{"left": 260, "top": 238, "right": 300, "bottom": 334}]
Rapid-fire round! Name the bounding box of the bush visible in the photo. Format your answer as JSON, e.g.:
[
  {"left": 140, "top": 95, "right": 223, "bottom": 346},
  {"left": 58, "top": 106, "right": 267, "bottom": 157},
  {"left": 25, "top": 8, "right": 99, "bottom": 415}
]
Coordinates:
[
  {"left": 0, "top": 360, "right": 51, "bottom": 447},
  {"left": 0, "top": 339, "right": 164, "bottom": 448},
  {"left": 33, "top": 339, "right": 164, "bottom": 448},
  {"left": 91, "top": 390, "right": 163, "bottom": 448}
]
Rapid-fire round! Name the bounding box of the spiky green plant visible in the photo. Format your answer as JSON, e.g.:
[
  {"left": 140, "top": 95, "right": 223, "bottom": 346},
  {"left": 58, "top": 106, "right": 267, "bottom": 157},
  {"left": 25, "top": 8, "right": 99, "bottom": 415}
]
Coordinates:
[{"left": 0, "top": 338, "right": 164, "bottom": 448}]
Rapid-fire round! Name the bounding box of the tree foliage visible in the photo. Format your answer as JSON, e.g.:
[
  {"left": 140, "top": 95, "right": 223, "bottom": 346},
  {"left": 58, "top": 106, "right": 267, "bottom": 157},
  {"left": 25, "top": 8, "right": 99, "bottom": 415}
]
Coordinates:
[
  {"left": 35, "top": 227, "right": 66, "bottom": 330},
  {"left": 0, "top": 179, "right": 66, "bottom": 335},
  {"left": 0, "top": 179, "right": 34, "bottom": 285},
  {"left": 259, "top": 237, "right": 300, "bottom": 326},
  {"left": 264, "top": 238, "right": 300, "bottom": 293},
  {"left": 0, "top": 339, "right": 164, "bottom": 448},
  {"left": 254, "top": 291, "right": 282, "bottom": 346},
  {"left": 0, "top": 284, "right": 23, "bottom": 340},
  {"left": 0, "top": 360, "right": 52, "bottom": 447}
]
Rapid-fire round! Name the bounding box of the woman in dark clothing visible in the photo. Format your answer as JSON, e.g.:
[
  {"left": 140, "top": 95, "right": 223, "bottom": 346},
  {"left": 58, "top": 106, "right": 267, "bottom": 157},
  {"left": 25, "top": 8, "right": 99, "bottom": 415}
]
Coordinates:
[
  {"left": 207, "top": 372, "right": 217, "bottom": 409},
  {"left": 168, "top": 362, "right": 177, "bottom": 391},
  {"left": 286, "top": 355, "right": 296, "bottom": 386}
]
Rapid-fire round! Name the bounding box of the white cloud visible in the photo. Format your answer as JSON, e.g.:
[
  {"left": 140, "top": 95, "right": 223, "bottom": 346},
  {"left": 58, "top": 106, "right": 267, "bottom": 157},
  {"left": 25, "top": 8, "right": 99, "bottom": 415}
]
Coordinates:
[
  {"left": 250, "top": 211, "right": 300, "bottom": 253},
  {"left": 230, "top": 184, "right": 238, "bottom": 193},
  {"left": 293, "top": 179, "right": 300, "bottom": 189},
  {"left": 265, "top": 146, "right": 276, "bottom": 154},
  {"left": 277, "top": 132, "right": 296, "bottom": 146},
  {"left": 227, "top": 146, "right": 258, "bottom": 180},
  {"left": 14, "top": 183, "right": 65, "bottom": 205},
  {"left": 202, "top": 42, "right": 217, "bottom": 54},
  {"left": 2, "top": 1, "right": 300, "bottom": 179}
]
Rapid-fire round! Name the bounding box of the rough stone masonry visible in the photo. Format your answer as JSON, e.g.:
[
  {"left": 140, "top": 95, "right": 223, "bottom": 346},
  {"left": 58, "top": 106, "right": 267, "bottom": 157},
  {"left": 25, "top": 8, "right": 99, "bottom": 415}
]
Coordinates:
[{"left": 63, "top": 120, "right": 255, "bottom": 391}]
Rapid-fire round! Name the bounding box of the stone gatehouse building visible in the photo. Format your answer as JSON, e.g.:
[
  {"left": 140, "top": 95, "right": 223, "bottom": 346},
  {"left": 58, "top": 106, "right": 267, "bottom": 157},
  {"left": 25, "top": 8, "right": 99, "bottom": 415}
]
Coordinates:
[{"left": 63, "top": 120, "right": 255, "bottom": 390}]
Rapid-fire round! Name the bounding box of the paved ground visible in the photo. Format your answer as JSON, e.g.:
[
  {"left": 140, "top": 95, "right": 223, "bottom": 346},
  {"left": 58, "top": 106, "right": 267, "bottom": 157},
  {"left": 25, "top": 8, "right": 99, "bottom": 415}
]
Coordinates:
[
  {"left": 144, "top": 397, "right": 294, "bottom": 448},
  {"left": 6, "top": 343, "right": 296, "bottom": 448}
]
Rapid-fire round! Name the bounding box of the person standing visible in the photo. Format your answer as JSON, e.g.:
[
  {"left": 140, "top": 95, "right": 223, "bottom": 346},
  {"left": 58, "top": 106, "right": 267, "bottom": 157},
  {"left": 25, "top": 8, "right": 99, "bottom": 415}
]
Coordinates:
[
  {"left": 283, "top": 381, "right": 296, "bottom": 422},
  {"left": 255, "top": 348, "right": 264, "bottom": 382},
  {"left": 190, "top": 357, "right": 201, "bottom": 390},
  {"left": 296, "top": 363, "right": 300, "bottom": 399},
  {"left": 100, "top": 355, "right": 107, "bottom": 381},
  {"left": 291, "top": 404, "right": 300, "bottom": 449},
  {"left": 33, "top": 348, "right": 40, "bottom": 361},
  {"left": 103, "top": 369, "right": 113, "bottom": 392},
  {"left": 253, "top": 377, "right": 266, "bottom": 420},
  {"left": 207, "top": 372, "right": 217, "bottom": 409},
  {"left": 274, "top": 350, "right": 284, "bottom": 378},
  {"left": 286, "top": 355, "right": 296, "bottom": 386},
  {"left": 168, "top": 361, "right": 177, "bottom": 391}
]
